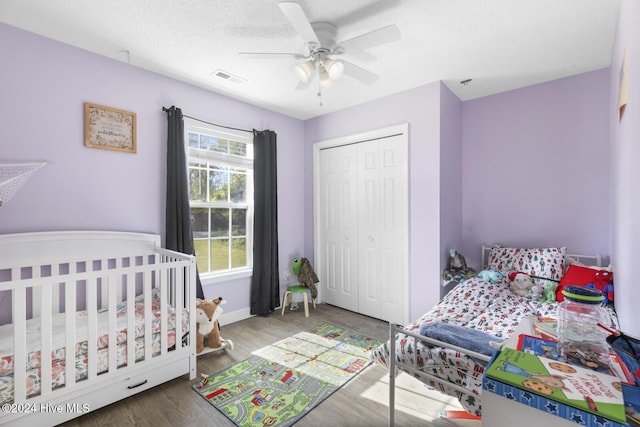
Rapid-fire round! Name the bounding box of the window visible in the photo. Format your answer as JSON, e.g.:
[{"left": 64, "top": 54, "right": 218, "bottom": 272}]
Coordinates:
[{"left": 185, "top": 119, "right": 253, "bottom": 281}]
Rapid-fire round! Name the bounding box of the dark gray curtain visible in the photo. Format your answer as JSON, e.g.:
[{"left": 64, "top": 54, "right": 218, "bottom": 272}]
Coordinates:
[
  {"left": 165, "top": 106, "right": 204, "bottom": 299},
  {"left": 250, "top": 130, "right": 280, "bottom": 315}
]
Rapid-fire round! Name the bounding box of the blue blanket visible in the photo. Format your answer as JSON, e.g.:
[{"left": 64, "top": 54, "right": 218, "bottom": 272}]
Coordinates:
[{"left": 418, "top": 322, "right": 503, "bottom": 357}]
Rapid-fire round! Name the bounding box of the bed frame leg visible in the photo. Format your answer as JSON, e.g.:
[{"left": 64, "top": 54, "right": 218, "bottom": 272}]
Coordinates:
[{"left": 389, "top": 322, "right": 396, "bottom": 427}]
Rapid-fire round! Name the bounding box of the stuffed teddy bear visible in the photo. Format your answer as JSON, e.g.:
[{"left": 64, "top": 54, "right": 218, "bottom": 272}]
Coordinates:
[
  {"left": 477, "top": 269, "right": 503, "bottom": 284},
  {"left": 540, "top": 281, "right": 558, "bottom": 303},
  {"left": 508, "top": 271, "right": 534, "bottom": 297},
  {"left": 196, "top": 297, "right": 225, "bottom": 354}
]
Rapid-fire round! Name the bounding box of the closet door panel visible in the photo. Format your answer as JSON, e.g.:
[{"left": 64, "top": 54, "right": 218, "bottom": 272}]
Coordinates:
[
  {"left": 319, "top": 144, "right": 358, "bottom": 312},
  {"left": 378, "top": 136, "right": 408, "bottom": 325},
  {"left": 357, "top": 140, "right": 381, "bottom": 319}
]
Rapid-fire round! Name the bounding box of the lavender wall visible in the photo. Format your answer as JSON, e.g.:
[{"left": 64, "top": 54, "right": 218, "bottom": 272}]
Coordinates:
[
  {"left": 439, "top": 83, "right": 464, "bottom": 292},
  {"left": 461, "top": 69, "right": 611, "bottom": 268},
  {"left": 304, "top": 82, "right": 444, "bottom": 320},
  {"left": 610, "top": 0, "right": 640, "bottom": 336},
  {"left": 0, "top": 23, "right": 305, "bottom": 316}
]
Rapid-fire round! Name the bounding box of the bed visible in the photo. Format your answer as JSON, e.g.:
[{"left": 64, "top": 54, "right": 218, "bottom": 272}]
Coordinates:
[
  {"left": 370, "top": 244, "right": 619, "bottom": 423},
  {"left": 0, "top": 231, "right": 197, "bottom": 426}
]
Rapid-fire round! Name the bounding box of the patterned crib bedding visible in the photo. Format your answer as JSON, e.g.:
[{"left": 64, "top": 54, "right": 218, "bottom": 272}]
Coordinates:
[
  {"left": 370, "top": 276, "right": 618, "bottom": 415},
  {"left": 0, "top": 288, "right": 189, "bottom": 404}
]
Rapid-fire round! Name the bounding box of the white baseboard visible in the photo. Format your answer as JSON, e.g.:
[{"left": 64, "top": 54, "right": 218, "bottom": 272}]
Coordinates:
[
  {"left": 220, "top": 307, "right": 253, "bottom": 325},
  {"left": 219, "top": 300, "right": 323, "bottom": 327}
]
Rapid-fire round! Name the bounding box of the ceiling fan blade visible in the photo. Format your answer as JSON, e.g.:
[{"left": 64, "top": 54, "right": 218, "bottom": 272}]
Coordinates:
[
  {"left": 239, "top": 52, "right": 307, "bottom": 59},
  {"left": 341, "top": 60, "right": 379, "bottom": 85},
  {"left": 333, "top": 0, "right": 401, "bottom": 28},
  {"left": 278, "top": 1, "right": 320, "bottom": 46},
  {"left": 337, "top": 25, "right": 401, "bottom": 52}
]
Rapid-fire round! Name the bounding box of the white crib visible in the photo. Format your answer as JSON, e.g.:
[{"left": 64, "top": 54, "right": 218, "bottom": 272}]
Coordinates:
[{"left": 0, "top": 231, "right": 197, "bottom": 426}]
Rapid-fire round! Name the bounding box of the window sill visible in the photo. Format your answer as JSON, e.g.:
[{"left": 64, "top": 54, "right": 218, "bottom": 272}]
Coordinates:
[{"left": 201, "top": 269, "right": 252, "bottom": 285}]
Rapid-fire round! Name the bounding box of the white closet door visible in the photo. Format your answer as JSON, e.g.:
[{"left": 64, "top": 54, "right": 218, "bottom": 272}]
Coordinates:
[
  {"left": 314, "top": 123, "right": 408, "bottom": 325},
  {"left": 357, "top": 135, "right": 407, "bottom": 325},
  {"left": 318, "top": 144, "right": 359, "bottom": 312}
]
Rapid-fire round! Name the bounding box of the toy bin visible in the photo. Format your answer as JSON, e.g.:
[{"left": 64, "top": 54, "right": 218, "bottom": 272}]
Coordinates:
[{"left": 607, "top": 331, "right": 640, "bottom": 426}]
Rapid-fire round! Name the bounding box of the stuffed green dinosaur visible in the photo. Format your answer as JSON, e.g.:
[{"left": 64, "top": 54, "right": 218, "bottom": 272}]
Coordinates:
[{"left": 540, "top": 281, "right": 558, "bottom": 303}]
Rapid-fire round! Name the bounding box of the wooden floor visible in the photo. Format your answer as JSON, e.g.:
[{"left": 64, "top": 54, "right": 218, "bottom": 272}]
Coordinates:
[{"left": 62, "top": 303, "right": 477, "bottom": 427}]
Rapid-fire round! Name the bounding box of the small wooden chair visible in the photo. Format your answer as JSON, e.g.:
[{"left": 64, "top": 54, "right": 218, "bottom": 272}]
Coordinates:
[{"left": 281, "top": 285, "right": 316, "bottom": 317}]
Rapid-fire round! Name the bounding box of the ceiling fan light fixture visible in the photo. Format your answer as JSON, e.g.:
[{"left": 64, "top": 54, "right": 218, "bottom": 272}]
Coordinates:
[
  {"left": 319, "top": 71, "right": 333, "bottom": 89},
  {"left": 325, "top": 59, "right": 344, "bottom": 80},
  {"left": 295, "top": 60, "right": 314, "bottom": 82}
]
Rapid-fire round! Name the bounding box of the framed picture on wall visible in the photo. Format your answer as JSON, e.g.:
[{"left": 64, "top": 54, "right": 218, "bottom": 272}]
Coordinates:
[{"left": 84, "top": 103, "right": 137, "bottom": 153}]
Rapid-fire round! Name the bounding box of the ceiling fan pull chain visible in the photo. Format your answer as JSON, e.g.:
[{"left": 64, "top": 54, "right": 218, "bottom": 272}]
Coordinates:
[{"left": 317, "top": 91, "right": 323, "bottom": 107}]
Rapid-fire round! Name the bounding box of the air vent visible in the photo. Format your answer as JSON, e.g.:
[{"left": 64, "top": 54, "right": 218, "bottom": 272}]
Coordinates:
[{"left": 212, "top": 69, "right": 247, "bottom": 84}]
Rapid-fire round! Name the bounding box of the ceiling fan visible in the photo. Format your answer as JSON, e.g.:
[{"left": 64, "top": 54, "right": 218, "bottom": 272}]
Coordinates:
[{"left": 240, "top": 1, "right": 401, "bottom": 91}]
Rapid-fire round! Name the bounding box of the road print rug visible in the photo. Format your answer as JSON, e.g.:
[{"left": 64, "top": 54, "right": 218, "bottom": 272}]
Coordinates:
[{"left": 192, "top": 322, "right": 382, "bottom": 427}]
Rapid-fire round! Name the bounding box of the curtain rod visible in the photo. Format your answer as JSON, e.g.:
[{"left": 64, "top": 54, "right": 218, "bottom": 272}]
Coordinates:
[{"left": 162, "top": 106, "right": 253, "bottom": 134}]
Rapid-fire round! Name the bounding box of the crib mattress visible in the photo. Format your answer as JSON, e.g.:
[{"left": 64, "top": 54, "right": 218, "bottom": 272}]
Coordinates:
[{"left": 0, "top": 288, "right": 188, "bottom": 404}]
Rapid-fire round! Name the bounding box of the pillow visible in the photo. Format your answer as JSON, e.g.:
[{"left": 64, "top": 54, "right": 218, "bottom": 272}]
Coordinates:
[
  {"left": 556, "top": 264, "right": 613, "bottom": 302},
  {"left": 488, "top": 245, "right": 566, "bottom": 283},
  {"left": 487, "top": 245, "right": 518, "bottom": 272}
]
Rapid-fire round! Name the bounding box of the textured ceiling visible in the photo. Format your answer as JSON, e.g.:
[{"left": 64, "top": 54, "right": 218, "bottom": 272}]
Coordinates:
[{"left": 0, "top": 0, "right": 620, "bottom": 120}]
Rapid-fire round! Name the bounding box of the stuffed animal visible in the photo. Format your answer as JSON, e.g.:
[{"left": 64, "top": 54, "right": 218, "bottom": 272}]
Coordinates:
[
  {"left": 444, "top": 247, "right": 476, "bottom": 281},
  {"left": 508, "top": 272, "right": 534, "bottom": 297},
  {"left": 477, "top": 269, "right": 504, "bottom": 284},
  {"left": 292, "top": 258, "right": 302, "bottom": 276},
  {"left": 585, "top": 270, "right": 614, "bottom": 304},
  {"left": 594, "top": 270, "right": 613, "bottom": 288},
  {"left": 586, "top": 282, "right": 614, "bottom": 305},
  {"left": 447, "top": 247, "right": 467, "bottom": 271},
  {"left": 528, "top": 284, "right": 544, "bottom": 300},
  {"left": 196, "top": 297, "right": 225, "bottom": 354},
  {"left": 540, "top": 281, "right": 558, "bottom": 303}
]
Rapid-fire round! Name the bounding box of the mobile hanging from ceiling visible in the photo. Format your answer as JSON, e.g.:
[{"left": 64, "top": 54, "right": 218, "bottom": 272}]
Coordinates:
[{"left": 239, "top": 1, "right": 401, "bottom": 93}]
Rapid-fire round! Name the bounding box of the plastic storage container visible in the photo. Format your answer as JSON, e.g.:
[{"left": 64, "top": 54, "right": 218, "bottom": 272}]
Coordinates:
[{"left": 557, "top": 285, "right": 611, "bottom": 369}]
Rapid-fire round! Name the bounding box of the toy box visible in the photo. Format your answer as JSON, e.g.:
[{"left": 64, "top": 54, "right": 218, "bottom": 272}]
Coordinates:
[{"left": 483, "top": 347, "right": 627, "bottom": 426}]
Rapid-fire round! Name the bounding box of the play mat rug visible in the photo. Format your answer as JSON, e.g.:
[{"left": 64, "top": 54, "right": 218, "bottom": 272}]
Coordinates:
[{"left": 192, "top": 322, "right": 382, "bottom": 427}]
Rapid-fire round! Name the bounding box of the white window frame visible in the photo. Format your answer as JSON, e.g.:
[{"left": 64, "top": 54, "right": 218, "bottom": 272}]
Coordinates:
[{"left": 184, "top": 118, "right": 254, "bottom": 284}]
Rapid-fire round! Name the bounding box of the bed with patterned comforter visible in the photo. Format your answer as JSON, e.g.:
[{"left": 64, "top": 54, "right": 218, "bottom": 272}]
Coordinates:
[{"left": 370, "top": 276, "right": 618, "bottom": 415}]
